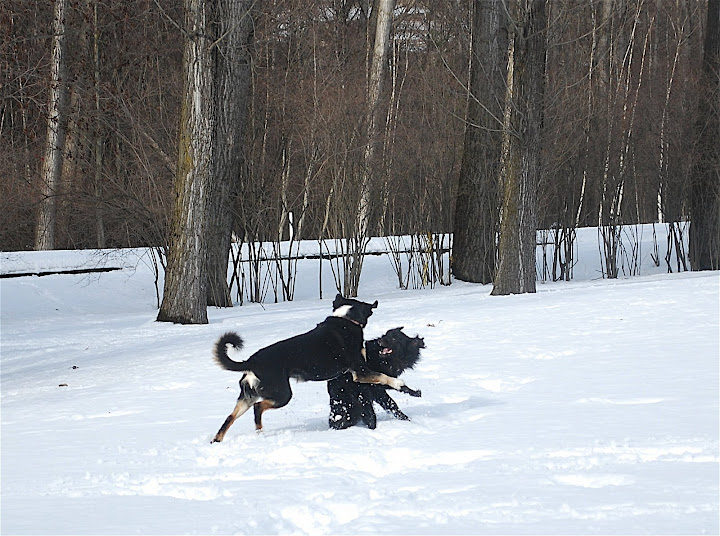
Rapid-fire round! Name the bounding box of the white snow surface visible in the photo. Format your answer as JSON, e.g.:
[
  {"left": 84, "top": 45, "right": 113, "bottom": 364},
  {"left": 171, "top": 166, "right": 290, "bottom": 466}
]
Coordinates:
[{"left": 1, "top": 226, "right": 718, "bottom": 535}]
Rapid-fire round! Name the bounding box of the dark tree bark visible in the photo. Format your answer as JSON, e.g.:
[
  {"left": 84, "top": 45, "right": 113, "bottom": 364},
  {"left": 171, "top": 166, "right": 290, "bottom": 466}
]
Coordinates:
[
  {"left": 689, "top": 0, "right": 720, "bottom": 270},
  {"left": 157, "top": 0, "right": 215, "bottom": 324},
  {"left": 206, "top": 0, "right": 255, "bottom": 307},
  {"left": 492, "top": 0, "right": 546, "bottom": 296},
  {"left": 452, "top": 0, "right": 507, "bottom": 284}
]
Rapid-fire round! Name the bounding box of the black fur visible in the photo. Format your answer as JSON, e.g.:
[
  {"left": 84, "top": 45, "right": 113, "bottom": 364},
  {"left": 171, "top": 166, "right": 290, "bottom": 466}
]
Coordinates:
[
  {"left": 211, "top": 295, "right": 421, "bottom": 442},
  {"left": 328, "top": 327, "right": 425, "bottom": 430}
]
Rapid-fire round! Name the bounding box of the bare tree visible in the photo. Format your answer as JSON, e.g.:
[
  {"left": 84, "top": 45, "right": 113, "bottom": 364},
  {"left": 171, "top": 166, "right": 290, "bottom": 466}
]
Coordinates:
[
  {"left": 3, "top": 0, "right": 713, "bottom": 294},
  {"left": 206, "top": 0, "right": 255, "bottom": 307},
  {"left": 596, "top": 1, "right": 652, "bottom": 278},
  {"left": 343, "top": 0, "right": 396, "bottom": 297},
  {"left": 360, "top": 0, "right": 395, "bottom": 237},
  {"left": 452, "top": 0, "right": 507, "bottom": 284},
  {"left": 90, "top": 0, "right": 106, "bottom": 248},
  {"left": 492, "top": 0, "right": 546, "bottom": 296},
  {"left": 157, "top": 0, "right": 216, "bottom": 324},
  {"left": 690, "top": 0, "right": 720, "bottom": 270},
  {"left": 35, "top": 0, "right": 68, "bottom": 250}
]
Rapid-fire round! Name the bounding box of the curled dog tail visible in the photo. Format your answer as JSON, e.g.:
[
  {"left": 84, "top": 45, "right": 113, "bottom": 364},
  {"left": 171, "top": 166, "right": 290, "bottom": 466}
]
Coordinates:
[{"left": 214, "top": 331, "right": 251, "bottom": 372}]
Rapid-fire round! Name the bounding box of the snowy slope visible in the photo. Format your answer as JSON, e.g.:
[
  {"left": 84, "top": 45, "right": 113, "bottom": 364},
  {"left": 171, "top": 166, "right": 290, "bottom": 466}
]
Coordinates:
[{"left": 1, "top": 228, "right": 718, "bottom": 535}]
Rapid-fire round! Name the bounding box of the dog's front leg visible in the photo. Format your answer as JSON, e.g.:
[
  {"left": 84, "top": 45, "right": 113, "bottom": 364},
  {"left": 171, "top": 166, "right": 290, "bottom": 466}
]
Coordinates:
[
  {"left": 375, "top": 389, "right": 411, "bottom": 420},
  {"left": 351, "top": 370, "right": 422, "bottom": 397}
]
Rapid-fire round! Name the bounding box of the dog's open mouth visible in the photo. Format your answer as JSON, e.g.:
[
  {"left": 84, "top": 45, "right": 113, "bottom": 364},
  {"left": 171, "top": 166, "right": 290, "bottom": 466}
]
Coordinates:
[{"left": 379, "top": 347, "right": 393, "bottom": 355}]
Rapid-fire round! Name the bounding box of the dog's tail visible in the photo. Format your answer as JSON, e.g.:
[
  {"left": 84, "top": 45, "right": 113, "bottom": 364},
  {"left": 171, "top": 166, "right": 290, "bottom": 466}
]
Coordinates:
[{"left": 214, "top": 332, "right": 251, "bottom": 372}]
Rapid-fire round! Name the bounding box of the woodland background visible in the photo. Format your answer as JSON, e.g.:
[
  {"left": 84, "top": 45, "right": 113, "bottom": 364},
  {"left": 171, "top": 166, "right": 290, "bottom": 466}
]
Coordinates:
[{"left": 1, "top": 1, "right": 717, "bottom": 288}]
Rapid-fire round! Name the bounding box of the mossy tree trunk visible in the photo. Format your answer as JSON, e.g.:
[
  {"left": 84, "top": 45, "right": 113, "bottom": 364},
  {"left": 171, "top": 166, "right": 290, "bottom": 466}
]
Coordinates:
[
  {"left": 492, "top": 0, "right": 546, "bottom": 296},
  {"left": 157, "top": 0, "right": 215, "bottom": 324},
  {"left": 158, "top": 0, "right": 255, "bottom": 322}
]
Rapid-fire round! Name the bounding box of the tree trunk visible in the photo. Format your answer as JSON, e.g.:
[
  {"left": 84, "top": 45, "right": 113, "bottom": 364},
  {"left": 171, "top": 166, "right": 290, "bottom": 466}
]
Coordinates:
[
  {"left": 689, "top": 0, "right": 720, "bottom": 270},
  {"left": 345, "top": 0, "right": 395, "bottom": 297},
  {"left": 157, "top": 0, "right": 215, "bottom": 324},
  {"left": 35, "top": 0, "right": 68, "bottom": 251},
  {"left": 206, "top": 0, "right": 255, "bottom": 307},
  {"left": 359, "top": 0, "right": 394, "bottom": 238},
  {"left": 452, "top": 0, "right": 507, "bottom": 284},
  {"left": 92, "top": 0, "right": 106, "bottom": 248},
  {"left": 492, "top": 0, "right": 546, "bottom": 296}
]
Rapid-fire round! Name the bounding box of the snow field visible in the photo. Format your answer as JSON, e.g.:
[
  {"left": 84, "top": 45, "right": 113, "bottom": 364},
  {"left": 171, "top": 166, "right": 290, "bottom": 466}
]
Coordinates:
[{"left": 1, "top": 233, "right": 718, "bottom": 534}]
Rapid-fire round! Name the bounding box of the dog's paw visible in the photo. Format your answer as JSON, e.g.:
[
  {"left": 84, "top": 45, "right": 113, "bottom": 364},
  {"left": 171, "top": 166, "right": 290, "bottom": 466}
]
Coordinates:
[{"left": 400, "top": 385, "right": 422, "bottom": 397}]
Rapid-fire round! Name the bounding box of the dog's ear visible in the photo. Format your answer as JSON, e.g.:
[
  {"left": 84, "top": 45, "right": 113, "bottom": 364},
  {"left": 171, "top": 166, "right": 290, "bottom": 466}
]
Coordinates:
[
  {"left": 332, "top": 293, "right": 344, "bottom": 310},
  {"left": 398, "top": 326, "right": 404, "bottom": 331},
  {"left": 371, "top": 300, "right": 378, "bottom": 309}
]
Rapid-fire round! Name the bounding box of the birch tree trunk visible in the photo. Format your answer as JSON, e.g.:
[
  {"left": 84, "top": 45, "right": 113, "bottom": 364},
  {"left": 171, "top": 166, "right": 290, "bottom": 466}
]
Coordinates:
[
  {"left": 492, "top": 0, "right": 546, "bottom": 296},
  {"left": 689, "top": 0, "right": 720, "bottom": 270},
  {"left": 359, "top": 0, "right": 394, "bottom": 238},
  {"left": 345, "top": 0, "right": 395, "bottom": 297},
  {"left": 206, "top": 0, "right": 254, "bottom": 307},
  {"left": 35, "top": 0, "right": 68, "bottom": 251},
  {"left": 452, "top": 0, "right": 507, "bottom": 284},
  {"left": 157, "top": 0, "right": 215, "bottom": 324}
]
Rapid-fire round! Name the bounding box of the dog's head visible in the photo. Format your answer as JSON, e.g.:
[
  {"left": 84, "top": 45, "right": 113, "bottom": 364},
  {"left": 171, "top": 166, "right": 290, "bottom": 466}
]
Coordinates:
[
  {"left": 370, "top": 327, "right": 424, "bottom": 375},
  {"left": 332, "top": 293, "right": 378, "bottom": 328}
]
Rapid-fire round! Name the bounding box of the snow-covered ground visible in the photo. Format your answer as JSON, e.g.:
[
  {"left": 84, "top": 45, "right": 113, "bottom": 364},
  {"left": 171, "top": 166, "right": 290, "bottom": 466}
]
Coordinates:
[{"left": 1, "top": 226, "right": 718, "bottom": 535}]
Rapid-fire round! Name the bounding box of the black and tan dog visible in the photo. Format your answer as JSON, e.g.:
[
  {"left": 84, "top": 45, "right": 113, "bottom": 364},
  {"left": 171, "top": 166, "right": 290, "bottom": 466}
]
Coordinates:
[
  {"left": 328, "top": 327, "right": 424, "bottom": 430},
  {"left": 212, "top": 294, "right": 422, "bottom": 442}
]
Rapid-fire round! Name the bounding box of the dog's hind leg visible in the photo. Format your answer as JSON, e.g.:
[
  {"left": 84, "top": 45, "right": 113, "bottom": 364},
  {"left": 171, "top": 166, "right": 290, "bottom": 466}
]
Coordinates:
[
  {"left": 329, "top": 398, "right": 353, "bottom": 429},
  {"left": 253, "top": 396, "right": 295, "bottom": 430},
  {"left": 253, "top": 400, "right": 276, "bottom": 430},
  {"left": 212, "top": 395, "right": 257, "bottom": 443},
  {"left": 358, "top": 389, "right": 377, "bottom": 429},
  {"left": 212, "top": 372, "right": 262, "bottom": 442},
  {"left": 253, "top": 380, "right": 292, "bottom": 431}
]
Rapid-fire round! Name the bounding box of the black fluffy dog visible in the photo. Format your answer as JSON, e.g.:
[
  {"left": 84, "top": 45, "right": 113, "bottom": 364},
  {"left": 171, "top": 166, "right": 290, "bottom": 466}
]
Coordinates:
[
  {"left": 328, "top": 327, "right": 424, "bottom": 430},
  {"left": 212, "top": 295, "right": 421, "bottom": 442}
]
